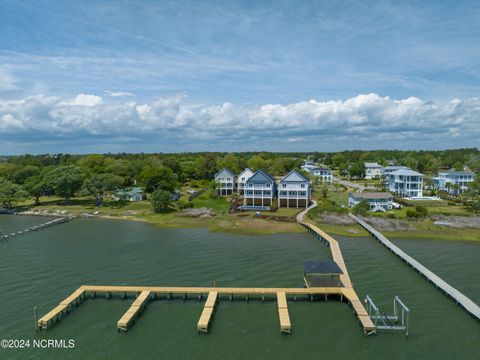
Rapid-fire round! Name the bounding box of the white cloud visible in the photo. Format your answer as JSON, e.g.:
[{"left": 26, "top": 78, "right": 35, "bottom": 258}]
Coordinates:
[
  {"left": 104, "top": 90, "right": 135, "bottom": 97},
  {"left": 0, "top": 93, "right": 479, "bottom": 151}
]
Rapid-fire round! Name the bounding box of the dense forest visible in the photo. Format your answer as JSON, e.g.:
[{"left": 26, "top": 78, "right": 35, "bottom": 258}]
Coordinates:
[{"left": 0, "top": 148, "right": 478, "bottom": 210}]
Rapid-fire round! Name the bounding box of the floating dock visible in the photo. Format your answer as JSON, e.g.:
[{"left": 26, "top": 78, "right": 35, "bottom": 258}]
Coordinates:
[
  {"left": 277, "top": 291, "right": 291, "bottom": 333},
  {"left": 350, "top": 214, "right": 480, "bottom": 321},
  {"left": 117, "top": 290, "right": 151, "bottom": 331},
  {"left": 197, "top": 291, "right": 218, "bottom": 333}
]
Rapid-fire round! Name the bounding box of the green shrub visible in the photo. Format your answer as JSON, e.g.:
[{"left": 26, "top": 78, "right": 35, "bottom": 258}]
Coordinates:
[
  {"left": 353, "top": 200, "right": 370, "bottom": 215},
  {"left": 151, "top": 189, "right": 173, "bottom": 213}
]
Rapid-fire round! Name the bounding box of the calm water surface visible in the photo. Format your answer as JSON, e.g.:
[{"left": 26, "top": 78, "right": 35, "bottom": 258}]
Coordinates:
[{"left": 0, "top": 215, "right": 479, "bottom": 359}]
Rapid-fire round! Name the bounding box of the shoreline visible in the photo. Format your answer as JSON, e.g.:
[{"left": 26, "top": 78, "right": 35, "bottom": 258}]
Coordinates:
[{"left": 6, "top": 210, "right": 479, "bottom": 242}]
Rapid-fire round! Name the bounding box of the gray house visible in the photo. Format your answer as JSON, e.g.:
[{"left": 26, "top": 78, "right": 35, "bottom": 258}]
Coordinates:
[
  {"left": 243, "top": 169, "right": 277, "bottom": 208},
  {"left": 278, "top": 170, "right": 311, "bottom": 208},
  {"left": 214, "top": 168, "right": 235, "bottom": 196},
  {"left": 348, "top": 192, "right": 393, "bottom": 211}
]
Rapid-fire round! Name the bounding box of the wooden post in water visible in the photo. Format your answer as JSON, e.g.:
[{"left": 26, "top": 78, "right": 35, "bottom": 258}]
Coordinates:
[{"left": 34, "top": 306, "right": 38, "bottom": 332}]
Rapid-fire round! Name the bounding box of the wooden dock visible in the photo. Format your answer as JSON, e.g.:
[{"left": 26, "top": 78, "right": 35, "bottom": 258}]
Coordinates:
[
  {"left": 117, "top": 290, "right": 151, "bottom": 331},
  {"left": 350, "top": 214, "right": 480, "bottom": 321},
  {"left": 37, "top": 285, "right": 374, "bottom": 333},
  {"left": 197, "top": 291, "right": 218, "bottom": 333},
  {"left": 299, "top": 220, "right": 376, "bottom": 333},
  {"left": 277, "top": 291, "right": 291, "bottom": 333}
]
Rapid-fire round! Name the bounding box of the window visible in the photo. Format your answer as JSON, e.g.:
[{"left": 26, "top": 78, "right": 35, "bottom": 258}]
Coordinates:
[
  {"left": 282, "top": 183, "right": 286, "bottom": 188},
  {"left": 248, "top": 183, "right": 253, "bottom": 187},
  {"left": 266, "top": 183, "right": 271, "bottom": 188},
  {"left": 300, "top": 184, "right": 305, "bottom": 188}
]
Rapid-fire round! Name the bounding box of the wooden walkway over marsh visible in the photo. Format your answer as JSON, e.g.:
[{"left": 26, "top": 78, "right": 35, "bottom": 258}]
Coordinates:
[{"left": 350, "top": 214, "right": 480, "bottom": 321}]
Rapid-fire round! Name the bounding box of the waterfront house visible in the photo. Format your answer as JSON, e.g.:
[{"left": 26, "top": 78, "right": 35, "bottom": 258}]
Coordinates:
[
  {"left": 387, "top": 169, "right": 424, "bottom": 198},
  {"left": 214, "top": 168, "right": 235, "bottom": 196},
  {"left": 364, "top": 162, "right": 384, "bottom": 179},
  {"left": 237, "top": 168, "right": 255, "bottom": 194},
  {"left": 300, "top": 159, "right": 317, "bottom": 173},
  {"left": 433, "top": 169, "right": 476, "bottom": 195},
  {"left": 383, "top": 165, "right": 410, "bottom": 176},
  {"left": 311, "top": 167, "right": 333, "bottom": 183},
  {"left": 278, "top": 170, "right": 311, "bottom": 208},
  {"left": 348, "top": 192, "right": 394, "bottom": 211},
  {"left": 243, "top": 169, "right": 276, "bottom": 207},
  {"left": 114, "top": 187, "right": 144, "bottom": 202}
]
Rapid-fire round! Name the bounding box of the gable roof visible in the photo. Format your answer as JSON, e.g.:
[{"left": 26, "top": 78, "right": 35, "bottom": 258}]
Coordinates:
[
  {"left": 246, "top": 169, "right": 275, "bottom": 184},
  {"left": 391, "top": 169, "right": 424, "bottom": 177},
  {"left": 115, "top": 187, "right": 144, "bottom": 196},
  {"left": 238, "top": 167, "right": 254, "bottom": 177},
  {"left": 443, "top": 169, "right": 475, "bottom": 176},
  {"left": 280, "top": 169, "right": 309, "bottom": 183},
  {"left": 214, "top": 168, "right": 235, "bottom": 178},
  {"left": 365, "top": 162, "right": 383, "bottom": 168}
]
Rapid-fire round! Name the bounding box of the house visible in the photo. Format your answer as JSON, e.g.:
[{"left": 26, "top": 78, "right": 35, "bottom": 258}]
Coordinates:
[
  {"left": 364, "top": 162, "right": 384, "bottom": 179},
  {"left": 311, "top": 167, "right": 333, "bottom": 183},
  {"left": 433, "top": 169, "right": 476, "bottom": 195},
  {"left": 243, "top": 169, "right": 276, "bottom": 207},
  {"left": 278, "top": 170, "right": 311, "bottom": 208},
  {"left": 114, "top": 187, "right": 144, "bottom": 202},
  {"left": 237, "top": 168, "right": 255, "bottom": 194},
  {"left": 171, "top": 190, "right": 181, "bottom": 201},
  {"left": 214, "top": 168, "right": 235, "bottom": 196},
  {"left": 348, "top": 192, "right": 394, "bottom": 211},
  {"left": 387, "top": 169, "right": 424, "bottom": 198},
  {"left": 300, "top": 160, "right": 318, "bottom": 173},
  {"left": 383, "top": 165, "right": 410, "bottom": 176}
]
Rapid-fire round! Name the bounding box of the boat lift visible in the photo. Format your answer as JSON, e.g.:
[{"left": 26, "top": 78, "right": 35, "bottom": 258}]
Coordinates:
[{"left": 365, "top": 295, "right": 410, "bottom": 336}]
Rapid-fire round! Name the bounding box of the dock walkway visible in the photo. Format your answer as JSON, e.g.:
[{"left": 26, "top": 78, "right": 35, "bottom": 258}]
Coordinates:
[
  {"left": 197, "top": 291, "right": 218, "bottom": 333},
  {"left": 117, "top": 290, "right": 151, "bottom": 331},
  {"left": 350, "top": 214, "right": 480, "bottom": 321}
]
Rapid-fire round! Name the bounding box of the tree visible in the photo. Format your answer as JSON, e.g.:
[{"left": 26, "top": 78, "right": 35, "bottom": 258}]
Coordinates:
[
  {"left": 320, "top": 183, "right": 329, "bottom": 198},
  {"left": 23, "top": 175, "right": 49, "bottom": 205},
  {"left": 151, "top": 189, "right": 173, "bottom": 212},
  {"left": 77, "top": 154, "right": 107, "bottom": 173},
  {"left": 453, "top": 161, "right": 463, "bottom": 171},
  {"left": 82, "top": 173, "right": 124, "bottom": 206},
  {"left": 248, "top": 155, "right": 267, "bottom": 171},
  {"left": 349, "top": 162, "right": 365, "bottom": 179},
  {"left": 140, "top": 165, "right": 177, "bottom": 192},
  {"left": 353, "top": 200, "right": 370, "bottom": 215},
  {"left": 44, "top": 165, "right": 85, "bottom": 204},
  {"left": 217, "top": 153, "right": 241, "bottom": 174},
  {"left": 12, "top": 165, "right": 40, "bottom": 185},
  {"left": 0, "top": 178, "right": 29, "bottom": 209}
]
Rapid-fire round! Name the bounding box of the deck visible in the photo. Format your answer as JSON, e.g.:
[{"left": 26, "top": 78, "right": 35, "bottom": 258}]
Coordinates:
[
  {"left": 350, "top": 214, "right": 480, "bottom": 321},
  {"left": 197, "top": 291, "right": 218, "bottom": 333},
  {"left": 117, "top": 290, "right": 151, "bottom": 331}
]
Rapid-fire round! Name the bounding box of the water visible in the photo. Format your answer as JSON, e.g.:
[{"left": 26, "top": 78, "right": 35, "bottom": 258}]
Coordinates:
[{"left": 0, "top": 216, "right": 479, "bottom": 359}]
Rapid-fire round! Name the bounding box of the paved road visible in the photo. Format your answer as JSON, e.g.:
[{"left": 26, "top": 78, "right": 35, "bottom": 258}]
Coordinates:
[{"left": 332, "top": 177, "right": 376, "bottom": 192}]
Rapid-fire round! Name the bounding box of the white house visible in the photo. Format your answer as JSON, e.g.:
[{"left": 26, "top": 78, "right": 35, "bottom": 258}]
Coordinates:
[
  {"left": 114, "top": 187, "right": 144, "bottom": 202},
  {"left": 237, "top": 168, "right": 255, "bottom": 194},
  {"left": 387, "top": 169, "right": 424, "bottom": 198},
  {"left": 383, "top": 165, "right": 410, "bottom": 176},
  {"left": 278, "top": 170, "right": 311, "bottom": 208},
  {"left": 311, "top": 167, "right": 333, "bottom": 183},
  {"left": 364, "top": 162, "right": 384, "bottom": 179},
  {"left": 300, "top": 159, "right": 317, "bottom": 173},
  {"left": 214, "top": 168, "right": 235, "bottom": 196},
  {"left": 243, "top": 170, "right": 276, "bottom": 208},
  {"left": 433, "top": 169, "right": 476, "bottom": 195},
  {"left": 348, "top": 192, "right": 393, "bottom": 211}
]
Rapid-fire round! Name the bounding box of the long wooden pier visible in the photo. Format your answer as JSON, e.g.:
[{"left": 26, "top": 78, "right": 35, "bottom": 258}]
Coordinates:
[
  {"left": 298, "top": 219, "right": 375, "bottom": 333},
  {"left": 350, "top": 214, "right": 480, "bottom": 321},
  {"left": 197, "top": 291, "right": 218, "bottom": 333},
  {"left": 117, "top": 290, "right": 151, "bottom": 331}
]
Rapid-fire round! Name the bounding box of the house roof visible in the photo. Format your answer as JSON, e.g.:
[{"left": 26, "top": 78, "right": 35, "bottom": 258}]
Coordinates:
[
  {"left": 115, "top": 187, "right": 144, "bottom": 196},
  {"left": 246, "top": 169, "right": 275, "bottom": 184},
  {"left": 280, "top": 169, "right": 309, "bottom": 183},
  {"left": 365, "top": 162, "right": 383, "bottom": 168},
  {"left": 384, "top": 166, "right": 410, "bottom": 171},
  {"left": 443, "top": 169, "right": 475, "bottom": 176},
  {"left": 238, "top": 167, "right": 254, "bottom": 177},
  {"left": 312, "top": 167, "right": 332, "bottom": 172},
  {"left": 391, "top": 169, "right": 424, "bottom": 177},
  {"left": 214, "top": 168, "right": 235, "bottom": 178},
  {"left": 350, "top": 192, "right": 393, "bottom": 199},
  {"left": 304, "top": 261, "right": 343, "bottom": 275}
]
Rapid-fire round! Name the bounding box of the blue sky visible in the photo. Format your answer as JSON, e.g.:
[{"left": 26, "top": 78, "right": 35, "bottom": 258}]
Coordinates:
[{"left": 0, "top": 0, "right": 479, "bottom": 154}]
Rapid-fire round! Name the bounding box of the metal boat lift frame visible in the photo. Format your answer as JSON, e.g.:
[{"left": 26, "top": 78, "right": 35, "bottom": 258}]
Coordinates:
[{"left": 365, "top": 295, "right": 410, "bottom": 336}]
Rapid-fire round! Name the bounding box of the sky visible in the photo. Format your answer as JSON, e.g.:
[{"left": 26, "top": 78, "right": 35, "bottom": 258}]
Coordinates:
[{"left": 0, "top": 0, "right": 479, "bottom": 154}]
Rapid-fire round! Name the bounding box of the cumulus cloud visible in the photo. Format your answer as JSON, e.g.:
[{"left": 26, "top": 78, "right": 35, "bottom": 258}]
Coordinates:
[{"left": 0, "top": 93, "right": 479, "bottom": 152}]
